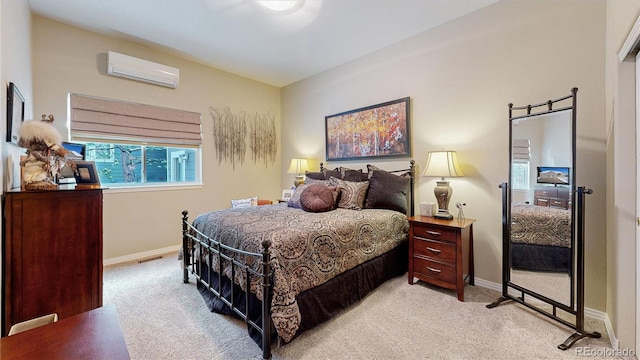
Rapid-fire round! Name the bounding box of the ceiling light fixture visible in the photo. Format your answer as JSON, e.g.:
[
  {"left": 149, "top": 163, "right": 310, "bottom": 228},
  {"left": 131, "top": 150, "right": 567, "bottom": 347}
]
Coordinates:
[{"left": 258, "top": 0, "right": 303, "bottom": 12}]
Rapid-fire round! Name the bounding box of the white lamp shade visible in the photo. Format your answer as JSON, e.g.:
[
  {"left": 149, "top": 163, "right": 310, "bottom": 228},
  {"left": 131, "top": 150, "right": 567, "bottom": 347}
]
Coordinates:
[
  {"left": 422, "top": 151, "right": 464, "bottom": 178},
  {"left": 287, "top": 158, "right": 309, "bottom": 174}
]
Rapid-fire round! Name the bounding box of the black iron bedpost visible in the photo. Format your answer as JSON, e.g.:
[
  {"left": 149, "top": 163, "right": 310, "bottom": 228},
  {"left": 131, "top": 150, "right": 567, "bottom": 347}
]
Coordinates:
[
  {"left": 261, "top": 240, "right": 273, "bottom": 360},
  {"left": 182, "top": 210, "right": 190, "bottom": 283}
]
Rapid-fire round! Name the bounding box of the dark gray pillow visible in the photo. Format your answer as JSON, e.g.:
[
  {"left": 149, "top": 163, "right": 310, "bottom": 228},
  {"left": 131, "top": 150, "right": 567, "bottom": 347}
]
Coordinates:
[
  {"left": 305, "top": 171, "right": 325, "bottom": 180},
  {"left": 300, "top": 184, "right": 337, "bottom": 212},
  {"left": 323, "top": 168, "right": 341, "bottom": 179},
  {"left": 341, "top": 169, "right": 369, "bottom": 182},
  {"left": 365, "top": 169, "right": 410, "bottom": 213}
]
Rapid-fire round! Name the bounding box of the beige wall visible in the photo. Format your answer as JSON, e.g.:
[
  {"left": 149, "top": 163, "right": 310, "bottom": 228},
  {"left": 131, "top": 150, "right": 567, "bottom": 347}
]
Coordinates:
[
  {"left": 282, "top": 1, "right": 608, "bottom": 312},
  {"left": 606, "top": 0, "right": 640, "bottom": 350},
  {"left": 1, "top": 0, "right": 32, "bottom": 193},
  {"left": 31, "top": 16, "right": 283, "bottom": 259},
  {"left": 2, "top": 0, "right": 639, "bottom": 350}
]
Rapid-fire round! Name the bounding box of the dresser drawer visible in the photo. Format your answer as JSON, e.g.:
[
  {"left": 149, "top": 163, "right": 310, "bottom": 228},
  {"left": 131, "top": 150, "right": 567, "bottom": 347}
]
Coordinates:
[
  {"left": 412, "top": 257, "right": 456, "bottom": 284},
  {"left": 535, "top": 188, "right": 558, "bottom": 197},
  {"left": 412, "top": 224, "right": 457, "bottom": 243},
  {"left": 549, "top": 198, "right": 568, "bottom": 209},
  {"left": 413, "top": 238, "right": 455, "bottom": 262}
]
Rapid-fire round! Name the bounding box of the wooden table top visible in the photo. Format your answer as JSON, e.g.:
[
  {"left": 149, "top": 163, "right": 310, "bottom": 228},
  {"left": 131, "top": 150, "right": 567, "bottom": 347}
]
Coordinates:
[{"left": 0, "top": 304, "right": 130, "bottom": 360}]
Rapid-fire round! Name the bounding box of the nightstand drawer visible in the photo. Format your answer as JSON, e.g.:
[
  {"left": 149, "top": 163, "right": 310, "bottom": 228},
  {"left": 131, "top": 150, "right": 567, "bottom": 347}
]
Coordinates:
[
  {"left": 412, "top": 225, "right": 456, "bottom": 243},
  {"left": 413, "top": 238, "right": 455, "bottom": 262},
  {"left": 549, "top": 198, "right": 567, "bottom": 208},
  {"left": 413, "top": 257, "right": 455, "bottom": 284}
]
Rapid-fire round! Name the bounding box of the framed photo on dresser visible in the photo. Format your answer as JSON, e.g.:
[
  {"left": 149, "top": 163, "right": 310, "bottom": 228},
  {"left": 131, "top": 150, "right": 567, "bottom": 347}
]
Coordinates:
[{"left": 73, "top": 161, "right": 101, "bottom": 189}]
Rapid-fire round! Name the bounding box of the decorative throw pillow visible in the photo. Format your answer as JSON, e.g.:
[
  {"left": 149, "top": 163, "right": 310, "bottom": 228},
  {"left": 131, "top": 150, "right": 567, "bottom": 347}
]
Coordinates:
[
  {"left": 304, "top": 171, "right": 325, "bottom": 180},
  {"left": 231, "top": 196, "right": 258, "bottom": 209},
  {"left": 341, "top": 169, "right": 369, "bottom": 182},
  {"left": 330, "top": 177, "right": 369, "bottom": 210},
  {"left": 288, "top": 184, "right": 311, "bottom": 209},
  {"left": 365, "top": 169, "right": 410, "bottom": 213},
  {"left": 304, "top": 177, "right": 332, "bottom": 186},
  {"left": 300, "top": 184, "right": 338, "bottom": 212},
  {"left": 323, "top": 168, "right": 342, "bottom": 180}
]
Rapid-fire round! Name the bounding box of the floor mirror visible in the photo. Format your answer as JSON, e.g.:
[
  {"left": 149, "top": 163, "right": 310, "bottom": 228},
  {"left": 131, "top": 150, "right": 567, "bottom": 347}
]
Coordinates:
[{"left": 486, "top": 88, "right": 601, "bottom": 350}]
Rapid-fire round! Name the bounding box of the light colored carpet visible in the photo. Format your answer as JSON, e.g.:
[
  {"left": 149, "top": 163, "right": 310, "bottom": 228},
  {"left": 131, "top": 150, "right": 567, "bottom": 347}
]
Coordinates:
[{"left": 103, "top": 252, "right": 627, "bottom": 360}]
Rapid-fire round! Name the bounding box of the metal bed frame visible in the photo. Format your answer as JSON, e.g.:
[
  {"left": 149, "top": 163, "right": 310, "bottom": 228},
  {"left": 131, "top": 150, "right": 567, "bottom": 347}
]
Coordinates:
[{"left": 181, "top": 160, "right": 415, "bottom": 360}]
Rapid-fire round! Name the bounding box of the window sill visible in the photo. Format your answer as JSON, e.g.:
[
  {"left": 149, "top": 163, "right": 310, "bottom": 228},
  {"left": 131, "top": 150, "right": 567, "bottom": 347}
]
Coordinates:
[{"left": 102, "top": 183, "right": 204, "bottom": 194}]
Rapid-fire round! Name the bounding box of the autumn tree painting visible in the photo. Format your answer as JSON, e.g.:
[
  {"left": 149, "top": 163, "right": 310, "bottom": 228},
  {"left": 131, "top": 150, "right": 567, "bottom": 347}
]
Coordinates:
[{"left": 325, "top": 97, "right": 410, "bottom": 161}]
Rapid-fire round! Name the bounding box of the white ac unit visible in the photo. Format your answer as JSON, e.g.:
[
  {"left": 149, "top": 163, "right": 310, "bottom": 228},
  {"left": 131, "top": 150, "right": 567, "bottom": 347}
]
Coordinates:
[{"left": 107, "top": 51, "right": 179, "bottom": 88}]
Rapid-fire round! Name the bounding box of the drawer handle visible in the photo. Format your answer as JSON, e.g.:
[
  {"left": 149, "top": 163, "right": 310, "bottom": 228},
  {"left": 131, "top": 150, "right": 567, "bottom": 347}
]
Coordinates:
[
  {"left": 426, "top": 230, "right": 442, "bottom": 236},
  {"left": 426, "top": 266, "right": 441, "bottom": 273},
  {"left": 426, "top": 247, "right": 441, "bottom": 253}
]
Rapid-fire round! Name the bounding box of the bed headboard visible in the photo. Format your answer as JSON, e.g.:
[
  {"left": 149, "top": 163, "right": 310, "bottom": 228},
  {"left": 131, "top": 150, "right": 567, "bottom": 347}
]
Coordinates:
[{"left": 318, "top": 160, "right": 416, "bottom": 217}]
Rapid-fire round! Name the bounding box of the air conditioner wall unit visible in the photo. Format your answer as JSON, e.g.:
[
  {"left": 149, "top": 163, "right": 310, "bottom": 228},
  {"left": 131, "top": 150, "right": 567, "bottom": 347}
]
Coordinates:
[{"left": 107, "top": 51, "right": 179, "bottom": 88}]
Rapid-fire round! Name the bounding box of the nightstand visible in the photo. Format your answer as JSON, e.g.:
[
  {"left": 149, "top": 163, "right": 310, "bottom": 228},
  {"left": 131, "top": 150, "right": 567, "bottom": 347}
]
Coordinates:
[{"left": 407, "top": 216, "right": 476, "bottom": 301}]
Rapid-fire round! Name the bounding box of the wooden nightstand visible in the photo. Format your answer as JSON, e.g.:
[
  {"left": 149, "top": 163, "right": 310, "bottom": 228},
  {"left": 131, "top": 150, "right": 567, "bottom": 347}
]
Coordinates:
[{"left": 407, "top": 216, "right": 476, "bottom": 301}]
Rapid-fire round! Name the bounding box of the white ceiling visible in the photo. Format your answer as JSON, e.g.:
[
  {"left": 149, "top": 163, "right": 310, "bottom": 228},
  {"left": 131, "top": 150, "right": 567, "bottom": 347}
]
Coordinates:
[{"left": 28, "top": 0, "right": 497, "bottom": 87}]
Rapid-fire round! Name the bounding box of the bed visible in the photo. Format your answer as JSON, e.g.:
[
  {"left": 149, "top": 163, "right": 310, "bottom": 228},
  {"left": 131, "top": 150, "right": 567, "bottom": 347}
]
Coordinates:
[
  {"left": 181, "top": 161, "right": 415, "bottom": 360},
  {"left": 510, "top": 203, "right": 572, "bottom": 273}
]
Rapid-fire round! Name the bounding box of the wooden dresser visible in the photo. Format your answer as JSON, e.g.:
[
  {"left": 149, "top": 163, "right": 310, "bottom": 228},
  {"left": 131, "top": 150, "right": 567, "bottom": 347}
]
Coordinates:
[
  {"left": 408, "top": 216, "right": 475, "bottom": 301},
  {"left": 534, "top": 186, "right": 571, "bottom": 209},
  {"left": 2, "top": 189, "right": 103, "bottom": 336}
]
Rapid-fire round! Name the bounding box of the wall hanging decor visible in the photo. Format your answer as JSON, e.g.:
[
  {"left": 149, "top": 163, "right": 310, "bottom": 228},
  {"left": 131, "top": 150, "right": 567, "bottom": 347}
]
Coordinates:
[
  {"left": 325, "top": 97, "right": 410, "bottom": 161},
  {"left": 249, "top": 112, "right": 277, "bottom": 166},
  {"left": 7, "top": 82, "right": 25, "bottom": 144},
  {"left": 210, "top": 106, "right": 277, "bottom": 168}
]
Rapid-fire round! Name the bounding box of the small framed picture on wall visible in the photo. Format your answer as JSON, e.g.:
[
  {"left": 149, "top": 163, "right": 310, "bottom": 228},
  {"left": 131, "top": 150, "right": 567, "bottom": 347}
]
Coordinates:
[{"left": 6, "top": 82, "right": 25, "bottom": 145}]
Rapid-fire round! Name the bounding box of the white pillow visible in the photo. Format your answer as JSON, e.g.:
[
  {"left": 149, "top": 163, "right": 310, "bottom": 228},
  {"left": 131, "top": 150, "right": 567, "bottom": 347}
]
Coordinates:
[{"left": 231, "top": 196, "right": 258, "bottom": 209}]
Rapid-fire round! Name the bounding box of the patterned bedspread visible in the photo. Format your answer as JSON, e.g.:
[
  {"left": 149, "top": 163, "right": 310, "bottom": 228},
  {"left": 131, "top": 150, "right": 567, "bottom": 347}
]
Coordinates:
[
  {"left": 191, "top": 203, "right": 408, "bottom": 342},
  {"left": 510, "top": 203, "right": 571, "bottom": 248}
]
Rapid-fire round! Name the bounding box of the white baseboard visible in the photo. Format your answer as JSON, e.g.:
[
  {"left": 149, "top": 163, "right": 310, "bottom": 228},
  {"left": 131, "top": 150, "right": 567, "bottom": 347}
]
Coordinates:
[
  {"left": 475, "top": 277, "right": 616, "bottom": 347},
  {"left": 103, "top": 245, "right": 181, "bottom": 266}
]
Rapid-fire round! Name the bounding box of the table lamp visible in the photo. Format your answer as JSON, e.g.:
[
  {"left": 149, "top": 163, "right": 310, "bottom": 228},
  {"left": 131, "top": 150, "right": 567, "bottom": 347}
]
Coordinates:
[
  {"left": 287, "top": 158, "right": 309, "bottom": 187},
  {"left": 422, "top": 150, "right": 464, "bottom": 219}
]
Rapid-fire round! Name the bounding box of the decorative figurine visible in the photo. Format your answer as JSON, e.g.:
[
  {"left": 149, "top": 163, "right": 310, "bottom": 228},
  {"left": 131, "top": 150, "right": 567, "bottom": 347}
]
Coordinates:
[
  {"left": 17, "top": 115, "right": 75, "bottom": 190},
  {"left": 456, "top": 202, "right": 466, "bottom": 221}
]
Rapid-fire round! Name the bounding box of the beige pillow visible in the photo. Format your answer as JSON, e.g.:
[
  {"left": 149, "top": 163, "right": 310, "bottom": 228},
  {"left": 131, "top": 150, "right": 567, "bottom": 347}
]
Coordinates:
[{"left": 330, "top": 177, "right": 369, "bottom": 210}]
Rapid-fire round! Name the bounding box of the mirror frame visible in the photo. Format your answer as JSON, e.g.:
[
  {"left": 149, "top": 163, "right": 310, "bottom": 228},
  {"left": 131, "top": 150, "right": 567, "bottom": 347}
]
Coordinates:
[{"left": 487, "top": 88, "right": 601, "bottom": 350}]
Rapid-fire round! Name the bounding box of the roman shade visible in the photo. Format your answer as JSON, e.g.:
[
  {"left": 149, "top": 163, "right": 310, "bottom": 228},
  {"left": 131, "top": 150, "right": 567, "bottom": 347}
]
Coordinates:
[
  {"left": 69, "top": 93, "right": 201, "bottom": 146},
  {"left": 512, "top": 139, "right": 530, "bottom": 160}
]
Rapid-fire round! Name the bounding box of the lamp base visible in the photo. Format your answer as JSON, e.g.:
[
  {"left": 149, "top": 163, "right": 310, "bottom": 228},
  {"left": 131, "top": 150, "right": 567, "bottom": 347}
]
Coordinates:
[
  {"left": 293, "top": 175, "right": 305, "bottom": 187},
  {"left": 434, "top": 210, "right": 453, "bottom": 220}
]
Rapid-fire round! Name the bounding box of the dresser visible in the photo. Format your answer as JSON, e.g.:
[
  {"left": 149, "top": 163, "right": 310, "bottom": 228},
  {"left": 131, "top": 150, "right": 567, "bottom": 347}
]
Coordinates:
[
  {"left": 2, "top": 189, "right": 103, "bottom": 336},
  {"left": 534, "top": 186, "right": 571, "bottom": 209},
  {"left": 408, "top": 216, "right": 475, "bottom": 301}
]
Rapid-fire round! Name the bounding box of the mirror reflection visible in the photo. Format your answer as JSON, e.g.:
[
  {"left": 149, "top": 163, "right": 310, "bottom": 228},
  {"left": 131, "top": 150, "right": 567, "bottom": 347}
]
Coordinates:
[{"left": 509, "top": 110, "right": 573, "bottom": 306}]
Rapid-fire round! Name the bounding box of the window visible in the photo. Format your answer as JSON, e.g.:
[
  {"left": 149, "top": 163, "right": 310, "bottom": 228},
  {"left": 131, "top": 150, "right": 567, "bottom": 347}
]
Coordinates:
[
  {"left": 68, "top": 94, "right": 202, "bottom": 188},
  {"left": 512, "top": 160, "right": 530, "bottom": 190},
  {"left": 83, "top": 142, "right": 198, "bottom": 186}
]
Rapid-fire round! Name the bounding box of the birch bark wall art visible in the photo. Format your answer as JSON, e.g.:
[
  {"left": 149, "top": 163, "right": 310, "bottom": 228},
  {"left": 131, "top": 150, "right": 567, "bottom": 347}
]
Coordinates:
[
  {"left": 210, "top": 106, "right": 277, "bottom": 168},
  {"left": 249, "top": 112, "right": 277, "bottom": 167}
]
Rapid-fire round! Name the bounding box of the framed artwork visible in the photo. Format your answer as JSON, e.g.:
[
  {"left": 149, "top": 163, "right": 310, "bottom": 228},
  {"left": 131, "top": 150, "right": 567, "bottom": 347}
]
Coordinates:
[
  {"left": 6, "top": 82, "right": 25, "bottom": 144},
  {"left": 325, "top": 97, "right": 411, "bottom": 161},
  {"left": 281, "top": 189, "right": 293, "bottom": 201},
  {"left": 73, "top": 160, "right": 101, "bottom": 189}
]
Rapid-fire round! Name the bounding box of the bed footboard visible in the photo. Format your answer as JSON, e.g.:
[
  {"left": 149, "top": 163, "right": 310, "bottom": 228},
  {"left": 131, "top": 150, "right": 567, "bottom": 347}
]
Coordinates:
[{"left": 181, "top": 210, "right": 274, "bottom": 360}]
